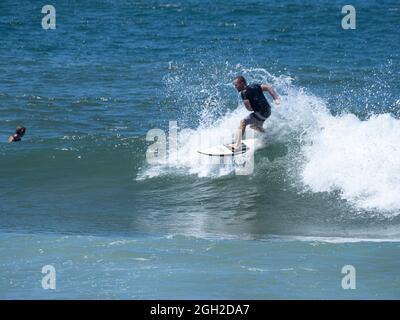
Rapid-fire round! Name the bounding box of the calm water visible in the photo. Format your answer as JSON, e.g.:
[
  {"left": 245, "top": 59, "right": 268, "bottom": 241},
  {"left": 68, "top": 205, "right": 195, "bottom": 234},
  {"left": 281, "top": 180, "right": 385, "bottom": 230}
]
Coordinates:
[{"left": 1, "top": 0, "right": 400, "bottom": 299}]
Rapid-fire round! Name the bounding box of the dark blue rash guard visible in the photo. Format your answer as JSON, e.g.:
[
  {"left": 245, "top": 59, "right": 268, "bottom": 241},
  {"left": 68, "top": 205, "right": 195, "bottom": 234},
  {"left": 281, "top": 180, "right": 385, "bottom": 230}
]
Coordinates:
[{"left": 240, "top": 83, "right": 271, "bottom": 117}]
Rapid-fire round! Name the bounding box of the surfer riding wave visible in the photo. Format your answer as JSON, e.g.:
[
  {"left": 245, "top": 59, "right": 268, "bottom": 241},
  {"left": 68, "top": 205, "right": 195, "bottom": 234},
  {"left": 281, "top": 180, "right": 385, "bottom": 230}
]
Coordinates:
[{"left": 231, "top": 76, "right": 281, "bottom": 150}]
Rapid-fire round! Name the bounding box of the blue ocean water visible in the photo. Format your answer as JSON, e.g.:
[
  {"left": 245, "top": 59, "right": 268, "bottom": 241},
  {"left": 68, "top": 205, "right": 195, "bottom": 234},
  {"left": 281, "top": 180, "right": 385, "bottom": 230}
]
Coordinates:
[{"left": 1, "top": 0, "right": 400, "bottom": 299}]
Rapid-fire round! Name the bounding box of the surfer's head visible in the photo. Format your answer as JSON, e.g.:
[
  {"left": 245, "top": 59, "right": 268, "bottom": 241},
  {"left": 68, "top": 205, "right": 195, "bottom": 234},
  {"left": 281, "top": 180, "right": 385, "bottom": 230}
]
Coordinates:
[
  {"left": 233, "top": 76, "right": 247, "bottom": 92},
  {"left": 15, "top": 125, "right": 26, "bottom": 137}
]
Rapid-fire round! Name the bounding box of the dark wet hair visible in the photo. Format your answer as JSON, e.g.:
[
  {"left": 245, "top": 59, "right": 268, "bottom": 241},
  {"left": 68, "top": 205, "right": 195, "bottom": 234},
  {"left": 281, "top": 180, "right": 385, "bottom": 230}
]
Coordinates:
[
  {"left": 16, "top": 126, "right": 26, "bottom": 136},
  {"left": 234, "top": 75, "right": 247, "bottom": 85}
]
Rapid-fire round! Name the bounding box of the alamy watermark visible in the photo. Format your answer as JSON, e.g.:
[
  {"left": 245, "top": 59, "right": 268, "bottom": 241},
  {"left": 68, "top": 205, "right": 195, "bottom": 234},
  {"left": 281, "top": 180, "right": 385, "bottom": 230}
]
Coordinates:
[
  {"left": 341, "top": 5, "right": 356, "bottom": 30},
  {"left": 341, "top": 265, "right": 356, "bottom": 290},
  {"left": 145, "top": 121, "right": 255, "bottom": 175},
  {"left": 41, "top": 5, "right": 56, "bottom": 30},
  {"left": 41, "top": 265, "right": 56, "bottom": 290}
]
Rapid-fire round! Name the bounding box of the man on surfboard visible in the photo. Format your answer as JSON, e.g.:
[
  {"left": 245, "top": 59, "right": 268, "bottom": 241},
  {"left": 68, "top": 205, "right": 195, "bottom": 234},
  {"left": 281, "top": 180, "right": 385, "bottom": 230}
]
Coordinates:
[{"left": 231, "top": 76, "right": 280, "bottom": 150}]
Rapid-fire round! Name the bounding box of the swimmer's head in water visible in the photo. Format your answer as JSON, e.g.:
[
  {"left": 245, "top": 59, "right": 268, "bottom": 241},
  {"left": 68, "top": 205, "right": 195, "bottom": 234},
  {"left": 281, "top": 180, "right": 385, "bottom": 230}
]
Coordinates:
[{"left": 16, "top": 126, "right": 26, "bottom": 137}]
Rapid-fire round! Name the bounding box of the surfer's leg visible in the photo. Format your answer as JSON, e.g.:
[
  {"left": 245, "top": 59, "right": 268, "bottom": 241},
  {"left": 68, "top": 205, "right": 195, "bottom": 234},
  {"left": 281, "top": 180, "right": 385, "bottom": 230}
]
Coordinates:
[
  {"left": 248, "top": 113, "right": 264, "bottom": 131},
  {"left": 249, "top": 110, "right": 269, "bottom": 134},
  {"left": 233, "top": 113, "right": 256, "bottom": 149},
  {"left": 233, "top": 119, "right": 246, "bottom": 149},
  {"left": 250, "top": 122, "right": 265, "bottom": 133},
  {"left": 252, "top": 125, "right": 265, "bottom": 133}
]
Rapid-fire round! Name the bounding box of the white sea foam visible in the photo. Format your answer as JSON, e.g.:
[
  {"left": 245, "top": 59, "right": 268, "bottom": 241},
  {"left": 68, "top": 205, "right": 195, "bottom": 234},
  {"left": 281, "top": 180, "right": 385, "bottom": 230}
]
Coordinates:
[
  {"left": 139, "top": 66, "right": 400, "bottom": 213},
  {"left": 137, "top": 108, "right": 265, "bottom": 179},
  {"left": 302, "top": 113, "right": 400, "bottom": 212},
  {"left": 278, "top": 235, "right": 400, "bottom": 244}
]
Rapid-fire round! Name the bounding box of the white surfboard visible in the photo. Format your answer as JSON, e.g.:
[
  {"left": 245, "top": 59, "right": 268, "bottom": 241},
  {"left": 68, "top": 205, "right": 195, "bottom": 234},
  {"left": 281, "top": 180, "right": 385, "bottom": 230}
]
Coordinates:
[{"left": 197, "top": 139, "right": 256, "bottom": 157}]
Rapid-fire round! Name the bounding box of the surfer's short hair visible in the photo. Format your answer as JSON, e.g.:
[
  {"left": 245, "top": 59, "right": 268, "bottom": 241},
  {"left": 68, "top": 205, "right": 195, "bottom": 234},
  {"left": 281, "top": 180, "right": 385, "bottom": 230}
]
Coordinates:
[{"left": 234, "top": 75, "right": 247, "bottom": 85}]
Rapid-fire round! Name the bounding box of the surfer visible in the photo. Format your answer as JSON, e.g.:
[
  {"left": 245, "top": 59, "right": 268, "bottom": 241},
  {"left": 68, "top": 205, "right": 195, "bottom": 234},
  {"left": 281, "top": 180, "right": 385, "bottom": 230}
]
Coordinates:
[
  {"left": 8, "top": 126, "right": 26, "bottom": 143},
  {"left": 231, "top": 76, "right": 280, "bottom": 150}
]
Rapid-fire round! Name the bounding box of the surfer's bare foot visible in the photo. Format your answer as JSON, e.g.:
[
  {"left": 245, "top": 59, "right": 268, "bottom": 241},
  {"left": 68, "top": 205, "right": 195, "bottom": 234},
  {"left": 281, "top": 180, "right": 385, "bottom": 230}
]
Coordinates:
[{"left": 226, "top": 143, "right": 242, "bottom": 151}]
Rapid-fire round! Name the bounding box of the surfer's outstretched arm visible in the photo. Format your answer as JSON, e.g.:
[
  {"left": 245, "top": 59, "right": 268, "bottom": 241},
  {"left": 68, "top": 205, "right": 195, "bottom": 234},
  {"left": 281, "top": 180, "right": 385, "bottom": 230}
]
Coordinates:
[{"left": 261, "top": 84, "right": 280, "bottom": 104}]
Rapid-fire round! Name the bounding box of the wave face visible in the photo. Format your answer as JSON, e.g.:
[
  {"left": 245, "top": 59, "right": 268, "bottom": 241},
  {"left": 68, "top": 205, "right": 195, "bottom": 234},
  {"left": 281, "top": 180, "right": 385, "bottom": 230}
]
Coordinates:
[
  {"left": 1, "top": 64, "right": 400, "bottom": 241},
  {"left": 1, "top": 0, "right": 400, "bottom": 300},
  {"left": 302, "top": 113, "right": 400, "bottom": 212},
  {"left": 138, "top": 64, "right": 400, "bottom": 217},
  {"left": 1, "top": 0, "right": 399, "bottom": 242}
]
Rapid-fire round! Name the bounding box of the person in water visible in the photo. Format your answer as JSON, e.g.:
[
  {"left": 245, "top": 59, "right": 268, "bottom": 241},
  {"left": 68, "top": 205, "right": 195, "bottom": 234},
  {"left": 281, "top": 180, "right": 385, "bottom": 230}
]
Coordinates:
[
  {"left": 8, "top": 126, "right": 26, "bottom": 143},
  {"left": 231, "top": 75, "right": 280, "bottom": 149}
]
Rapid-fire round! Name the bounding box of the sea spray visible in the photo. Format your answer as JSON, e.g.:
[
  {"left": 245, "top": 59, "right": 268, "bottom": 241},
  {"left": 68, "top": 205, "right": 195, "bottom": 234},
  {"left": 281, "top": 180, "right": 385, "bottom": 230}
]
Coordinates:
[{"left": 141, "top": 64, "right": 400, "bottom": 214}]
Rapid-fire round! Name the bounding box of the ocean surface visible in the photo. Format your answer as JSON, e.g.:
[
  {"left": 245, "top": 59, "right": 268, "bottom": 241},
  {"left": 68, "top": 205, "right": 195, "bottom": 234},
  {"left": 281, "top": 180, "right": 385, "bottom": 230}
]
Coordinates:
[{"left": 1, "top": 0, "right": 400, "bottom": 299}]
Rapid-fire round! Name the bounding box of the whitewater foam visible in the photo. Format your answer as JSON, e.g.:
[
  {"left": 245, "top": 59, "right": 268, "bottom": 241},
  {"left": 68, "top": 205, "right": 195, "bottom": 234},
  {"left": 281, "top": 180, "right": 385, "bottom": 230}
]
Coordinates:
[
  {"left": 139, "top": 65, "right": 400, "bottom": 213},
  {"left": 302, "top": 113, "right": 400, "bottom": 212},
  {"left": 138, "top": 108, "right": 266, "bottom": 179}
]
